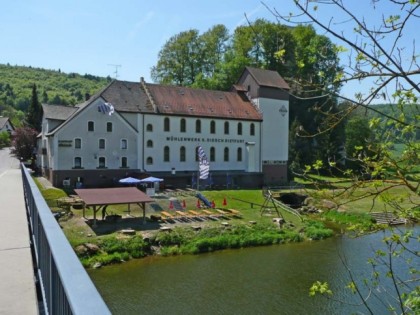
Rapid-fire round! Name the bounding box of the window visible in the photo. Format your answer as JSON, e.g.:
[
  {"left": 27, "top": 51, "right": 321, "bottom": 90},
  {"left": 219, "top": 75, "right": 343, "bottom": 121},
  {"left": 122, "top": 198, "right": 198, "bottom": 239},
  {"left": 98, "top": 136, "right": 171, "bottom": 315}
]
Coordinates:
[
  {"left": 98, "top": 157, "right": 106, "bottom": 168},
  {"left": 250, "top": 123, "right": 255, "bottom": 136},
  {"left": 88, "top": 121, "right": 94, "bottom": 132},
  {"left": 107, "top": 122, "right": 113, "bottom": 132},
  {"left": 237, "top": 147, "right": 242, "bottom": 162},
  {"left": 146, "top": 157, "right": 153, "bottom": 165},
  {"left": 74, "top": 157, "right": 82, "bottom": 168},
  {"left": 121, "top": 157, "right": 128, "bottom": 168},
  {"left": 224, "top": 147, "right": 229, "bottom": 162},
  {"left": 164, "top": 117, "right": 170, "bottom": 132},
  {"left": 237, "top": 122, "right": 242, "bottom": 135},
  {"left": 121, "top": 139, "right": 127, "bottom": 149},
  {"left": 164, "top": 146, "right": 170, "bottom": 162},
  {"left": 210, "top": 121, "right": 216, "bottom": 134},
  {"left": 180, "top": 146, "right": 186, "bottom": 162},
  {"left": 195, "top": 119, "right": 201, "bottom": 133},
  {"left": 210, "top": 147, "right": 215, "bottom": 162},
  {"left": 146, "top": 124, "right": 153, "bottom": 132},
  {"left": 99, "top": 139, "right": 105, "bottom": 149},
  {"left": 180, "top": 119, "right": 186, "bottom": 133},
  {"left": 147, "top": 140, "right": 153, "bottom": 148},
  {"left": 75, "top": 138, "right": 81, "bottom": 149},
  {"left": 224, "top": 121, "right": 229, "bottom": 135}
]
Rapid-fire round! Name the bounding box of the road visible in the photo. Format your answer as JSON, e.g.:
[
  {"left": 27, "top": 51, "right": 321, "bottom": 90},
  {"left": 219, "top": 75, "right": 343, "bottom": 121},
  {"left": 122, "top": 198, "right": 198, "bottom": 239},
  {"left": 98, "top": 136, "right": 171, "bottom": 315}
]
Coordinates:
[
  {"left": 0, "top": 147, "right": 39, "bottom": 314},
  {"left": 0, "top": 147, "right": 20, "bottom": 176}
]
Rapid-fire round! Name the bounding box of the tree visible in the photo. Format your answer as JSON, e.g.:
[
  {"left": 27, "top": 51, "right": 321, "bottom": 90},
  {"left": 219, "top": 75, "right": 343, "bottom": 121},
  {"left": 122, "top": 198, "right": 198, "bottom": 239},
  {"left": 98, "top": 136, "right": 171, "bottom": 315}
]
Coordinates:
[
  {"left": 151, "top": 20, "right": 342, "bottom": 94},
  {"left": 151, "top": 20, "right": 344, "bottom": 169},
  {"left": 151, "top": 29, "right": 202, "bottom": 86},
  {"left": 272, "top": 0, "right": 419, "bottom": 313},
  {"left": 26, "top": 84, "right": 43, "bottom": 132},
  {"left": 0, "top": 131, "right": 11, "bottom": 148},
  {"left": 11, "top": 127, "right": 38, "bottom": 161},
  {"left": 344, "top": 116, "right": 375, "bottom": 170}
]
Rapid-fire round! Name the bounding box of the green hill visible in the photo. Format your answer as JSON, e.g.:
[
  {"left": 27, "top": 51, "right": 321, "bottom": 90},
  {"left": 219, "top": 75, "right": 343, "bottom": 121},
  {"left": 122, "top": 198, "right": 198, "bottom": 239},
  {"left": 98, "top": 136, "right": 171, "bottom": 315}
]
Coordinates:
[{"left": 0, "top": 63, "right": 111, "bottom": 126}]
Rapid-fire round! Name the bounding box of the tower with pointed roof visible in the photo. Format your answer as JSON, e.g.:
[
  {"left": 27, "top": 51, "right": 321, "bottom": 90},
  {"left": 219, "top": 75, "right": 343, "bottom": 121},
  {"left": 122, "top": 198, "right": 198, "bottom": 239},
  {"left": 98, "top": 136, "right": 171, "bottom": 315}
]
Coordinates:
[{"left": 236, "top": 67, "right": 290, "bottom": 185}]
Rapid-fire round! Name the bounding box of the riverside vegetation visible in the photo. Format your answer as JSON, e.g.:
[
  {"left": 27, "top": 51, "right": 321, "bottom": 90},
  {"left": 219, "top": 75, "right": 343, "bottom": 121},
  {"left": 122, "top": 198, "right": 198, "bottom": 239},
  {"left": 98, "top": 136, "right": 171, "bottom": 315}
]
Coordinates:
[{"left": 33, "top": 176, "right": 406, "bottom": 269}]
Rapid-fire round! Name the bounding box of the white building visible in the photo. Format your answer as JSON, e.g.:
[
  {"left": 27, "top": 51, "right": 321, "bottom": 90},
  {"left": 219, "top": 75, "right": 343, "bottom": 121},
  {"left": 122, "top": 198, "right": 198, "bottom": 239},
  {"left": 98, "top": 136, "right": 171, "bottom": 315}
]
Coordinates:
[
  {"left": 0, "top": 117, "right": 15, "bottom": 134},
  {"left": 37, "top": 67, "right": 290, "bottom": 188}
]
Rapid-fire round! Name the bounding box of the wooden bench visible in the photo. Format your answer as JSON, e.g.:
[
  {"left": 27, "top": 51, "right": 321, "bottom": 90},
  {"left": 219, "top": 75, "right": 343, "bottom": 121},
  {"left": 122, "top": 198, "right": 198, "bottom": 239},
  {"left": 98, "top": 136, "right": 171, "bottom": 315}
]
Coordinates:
[
  {"left": 175, "top": 210, "right": 191, "bottom": 220},
  {"left": 215, "top": 209, "right": 233, "bottom": 218},
  {"left": 202, "top": 209, "right": 222, "bottom": 218},
  {"left": 227, "top": 209, "right": 242, "bottom": 217},
  {"left": 161, "top": 211, "right": 175, "bottom": 221},
  {"left": 188, "top": 210, "right": 207, "bottom": 220}
]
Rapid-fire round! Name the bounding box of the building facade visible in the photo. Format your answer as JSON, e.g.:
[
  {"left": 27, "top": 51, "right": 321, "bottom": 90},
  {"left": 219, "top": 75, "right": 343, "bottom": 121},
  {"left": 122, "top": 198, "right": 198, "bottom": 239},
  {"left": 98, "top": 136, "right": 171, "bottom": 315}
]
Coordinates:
[
  {"left": 37, "top": 67, "right": 290, "bottom": 188},
  {"left": 0, "top": 117, "right": 15, "bottom": 134}
]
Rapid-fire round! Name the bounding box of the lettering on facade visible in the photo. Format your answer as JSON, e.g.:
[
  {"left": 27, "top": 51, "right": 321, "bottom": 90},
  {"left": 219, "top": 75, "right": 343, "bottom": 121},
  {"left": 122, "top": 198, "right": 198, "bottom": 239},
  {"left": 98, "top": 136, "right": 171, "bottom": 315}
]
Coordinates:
[
  {"left": 166, "top": 136, "right": 245, "bottom": 144},
  {"left": 58, "top": 140, "right": 73, "bottom": 147},
  {"left": 263, "top": 160, "right": 287, "bottom": 165}
]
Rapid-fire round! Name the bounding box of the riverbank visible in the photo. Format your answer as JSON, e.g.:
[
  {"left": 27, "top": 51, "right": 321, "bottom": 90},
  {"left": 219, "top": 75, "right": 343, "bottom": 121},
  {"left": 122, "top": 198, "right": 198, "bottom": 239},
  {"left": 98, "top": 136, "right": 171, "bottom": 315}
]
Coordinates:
[
  {"left": 51, "top": 189, "right": 375, "bottom": 268},
  {"left": 36, "top": 177, "right": 413, "bottom": 268},
  {"left": 76, "top": 219, "right": 337, "bottom": 267}
]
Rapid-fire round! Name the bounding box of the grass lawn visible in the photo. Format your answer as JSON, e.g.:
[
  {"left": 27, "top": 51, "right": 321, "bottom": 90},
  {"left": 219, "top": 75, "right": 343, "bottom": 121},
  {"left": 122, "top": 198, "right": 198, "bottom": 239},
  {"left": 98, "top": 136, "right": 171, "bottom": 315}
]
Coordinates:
[{"left": 33, "top": 175, "right": 419, "bottom": 267}]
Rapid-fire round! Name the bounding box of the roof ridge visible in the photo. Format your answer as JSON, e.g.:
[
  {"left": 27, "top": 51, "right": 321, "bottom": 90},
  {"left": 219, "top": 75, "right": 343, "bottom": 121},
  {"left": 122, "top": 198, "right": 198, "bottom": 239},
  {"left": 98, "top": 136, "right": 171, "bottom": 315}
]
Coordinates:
[
  {"left": 140, "top": 77, "right": 158, "bottom": 113},
  {"left": 145, "top": 82, "right": 239, "bottom": 95}
]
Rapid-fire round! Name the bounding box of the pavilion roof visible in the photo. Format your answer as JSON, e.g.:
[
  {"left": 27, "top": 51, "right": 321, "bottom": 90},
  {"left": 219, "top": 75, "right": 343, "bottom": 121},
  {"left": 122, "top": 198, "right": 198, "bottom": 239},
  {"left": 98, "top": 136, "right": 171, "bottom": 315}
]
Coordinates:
[{"left": 74, "top": 187, "right": 153, "bottom": 206}]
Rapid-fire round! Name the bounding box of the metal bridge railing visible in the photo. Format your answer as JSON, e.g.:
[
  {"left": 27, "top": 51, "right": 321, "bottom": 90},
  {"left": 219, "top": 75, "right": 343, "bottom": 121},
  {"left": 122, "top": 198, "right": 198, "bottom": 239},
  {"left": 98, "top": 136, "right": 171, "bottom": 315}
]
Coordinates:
[{"left": 21, "top": 164, "right": 111, "bottom": 315}]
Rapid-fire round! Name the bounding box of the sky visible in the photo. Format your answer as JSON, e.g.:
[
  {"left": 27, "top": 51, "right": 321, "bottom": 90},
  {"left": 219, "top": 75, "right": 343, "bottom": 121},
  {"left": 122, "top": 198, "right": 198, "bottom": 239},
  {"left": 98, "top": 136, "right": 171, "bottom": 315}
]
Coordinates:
[{"left": 1, "top": 0, "right": 418, "bottom": 101}]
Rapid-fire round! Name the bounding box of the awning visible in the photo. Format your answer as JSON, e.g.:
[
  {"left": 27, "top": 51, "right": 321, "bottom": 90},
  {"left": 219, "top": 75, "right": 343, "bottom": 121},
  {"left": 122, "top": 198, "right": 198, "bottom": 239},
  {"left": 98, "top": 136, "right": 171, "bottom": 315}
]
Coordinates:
[
  {"left": 119, "top": 177, "right": 142, "bottom": 184},
  {"left": 139, "top": 176, "right": 164, "bottom": 183}
]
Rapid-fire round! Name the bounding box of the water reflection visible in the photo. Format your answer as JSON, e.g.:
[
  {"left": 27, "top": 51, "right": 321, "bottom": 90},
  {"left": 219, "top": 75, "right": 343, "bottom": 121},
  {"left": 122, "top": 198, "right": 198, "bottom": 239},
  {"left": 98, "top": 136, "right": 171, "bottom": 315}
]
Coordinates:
[{"left": 89, "top": 227, "right": 418, "bottom": 315}]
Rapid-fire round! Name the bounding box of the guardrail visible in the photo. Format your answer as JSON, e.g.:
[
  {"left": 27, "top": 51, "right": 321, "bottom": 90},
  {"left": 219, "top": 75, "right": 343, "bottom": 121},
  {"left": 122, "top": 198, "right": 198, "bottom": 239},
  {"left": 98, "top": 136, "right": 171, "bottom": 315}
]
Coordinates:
[{"left": 21, "top": 164, "right": 111, "bottom": 315}]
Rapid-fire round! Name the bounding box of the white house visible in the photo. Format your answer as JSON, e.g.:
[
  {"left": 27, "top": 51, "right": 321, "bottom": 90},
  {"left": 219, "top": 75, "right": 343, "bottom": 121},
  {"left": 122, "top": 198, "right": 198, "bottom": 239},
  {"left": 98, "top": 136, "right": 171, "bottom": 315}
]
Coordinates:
[
  {"left": 0, "top": 117, "right": 15, "bottom": 134},
  {"left": 37, "top": 67, "right": 290, "bottom": 188}
]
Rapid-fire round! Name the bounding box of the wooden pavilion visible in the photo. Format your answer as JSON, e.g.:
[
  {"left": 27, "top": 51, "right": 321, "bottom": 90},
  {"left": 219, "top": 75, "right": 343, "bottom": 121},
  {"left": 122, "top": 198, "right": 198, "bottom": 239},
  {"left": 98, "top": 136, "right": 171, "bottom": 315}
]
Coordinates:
[{"left": 74, "top": 187, "right": 154, "bottom": 226}]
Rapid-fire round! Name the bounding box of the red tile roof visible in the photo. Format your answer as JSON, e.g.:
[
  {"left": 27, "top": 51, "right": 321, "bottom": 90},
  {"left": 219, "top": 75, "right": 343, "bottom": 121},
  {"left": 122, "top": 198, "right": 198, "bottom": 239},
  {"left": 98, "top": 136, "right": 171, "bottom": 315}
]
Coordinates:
[{"left": 145, "top": 83, "right": 262, "bottom": 121}]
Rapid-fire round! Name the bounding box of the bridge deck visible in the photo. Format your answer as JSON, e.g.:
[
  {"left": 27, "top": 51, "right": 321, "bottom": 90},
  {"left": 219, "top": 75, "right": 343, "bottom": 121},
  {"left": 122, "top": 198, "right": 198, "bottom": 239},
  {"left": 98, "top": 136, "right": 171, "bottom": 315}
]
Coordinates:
[{"left": 0, "top": 167, "right": 38, "bottom": 314}]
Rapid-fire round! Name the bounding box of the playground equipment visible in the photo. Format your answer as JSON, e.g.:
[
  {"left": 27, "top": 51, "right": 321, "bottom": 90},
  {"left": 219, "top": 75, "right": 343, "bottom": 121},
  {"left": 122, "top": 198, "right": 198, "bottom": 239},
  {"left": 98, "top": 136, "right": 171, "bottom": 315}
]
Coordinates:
[
  {"left": 261, "top": 187, "right": 303, "bottom": 221},
  {"left": 195, "top": 193, "right": 212, "bottom": 208}
]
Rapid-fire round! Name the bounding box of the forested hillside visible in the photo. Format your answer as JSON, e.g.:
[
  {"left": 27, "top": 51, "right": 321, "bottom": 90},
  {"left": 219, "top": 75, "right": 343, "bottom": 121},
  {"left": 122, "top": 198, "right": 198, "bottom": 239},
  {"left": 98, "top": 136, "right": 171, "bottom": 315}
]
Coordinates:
[{"left": 0, "top": 63, "right": 110, "bottom": 126}]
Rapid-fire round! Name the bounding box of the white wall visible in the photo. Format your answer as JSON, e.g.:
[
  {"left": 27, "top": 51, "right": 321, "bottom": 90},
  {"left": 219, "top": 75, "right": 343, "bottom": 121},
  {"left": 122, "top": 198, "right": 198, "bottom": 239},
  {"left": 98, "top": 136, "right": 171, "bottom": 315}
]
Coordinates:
[
  {"left": 142, "top": 114, "right": 261, "bottom": 173},
  {"left": 0, "top": 120, "right": 13, "bottom": 132},
  {"left": 53, "top": 98, "right": 139, "bottom": 170},
  {"left": 258, "top": 98, "right": 289, "bottom": 162}
]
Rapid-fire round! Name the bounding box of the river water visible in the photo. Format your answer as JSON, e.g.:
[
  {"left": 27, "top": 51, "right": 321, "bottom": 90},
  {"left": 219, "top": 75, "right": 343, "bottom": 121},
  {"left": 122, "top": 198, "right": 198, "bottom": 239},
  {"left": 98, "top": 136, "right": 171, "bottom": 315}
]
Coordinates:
[{"left": 89, "top": 228, "right": 418, "bottom": 315}]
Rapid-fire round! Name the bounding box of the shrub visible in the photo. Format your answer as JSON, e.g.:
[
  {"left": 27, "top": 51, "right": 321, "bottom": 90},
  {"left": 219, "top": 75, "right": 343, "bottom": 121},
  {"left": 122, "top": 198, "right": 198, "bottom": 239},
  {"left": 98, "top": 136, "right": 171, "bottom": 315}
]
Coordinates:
[
  {"left": 155, "top": 227, "right": 194, "bottom": 246},
  {"left": 99, "top": 236, "right": 149, "bottom": 258},
  {"left": 322, "top": 210, "right": 376, "bottom": 232},
  {"left": 304, "top": 220, "right": 333, "bottom": 240},
  {"left": 160, "top": 246, "right": 181, "bottom": 256},
  {"left": 0, "top": 131, "right": 11, "bottom": 148}
]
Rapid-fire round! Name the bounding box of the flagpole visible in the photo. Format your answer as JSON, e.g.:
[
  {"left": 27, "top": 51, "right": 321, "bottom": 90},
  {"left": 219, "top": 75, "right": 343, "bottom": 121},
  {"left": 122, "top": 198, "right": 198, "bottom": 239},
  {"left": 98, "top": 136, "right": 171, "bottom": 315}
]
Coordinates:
[
  {"left": 197, "top": 145, "right": 209, "bottom": 192},
  {"left": 197, "top": 146, "right": 199, "bottom": 192}
]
